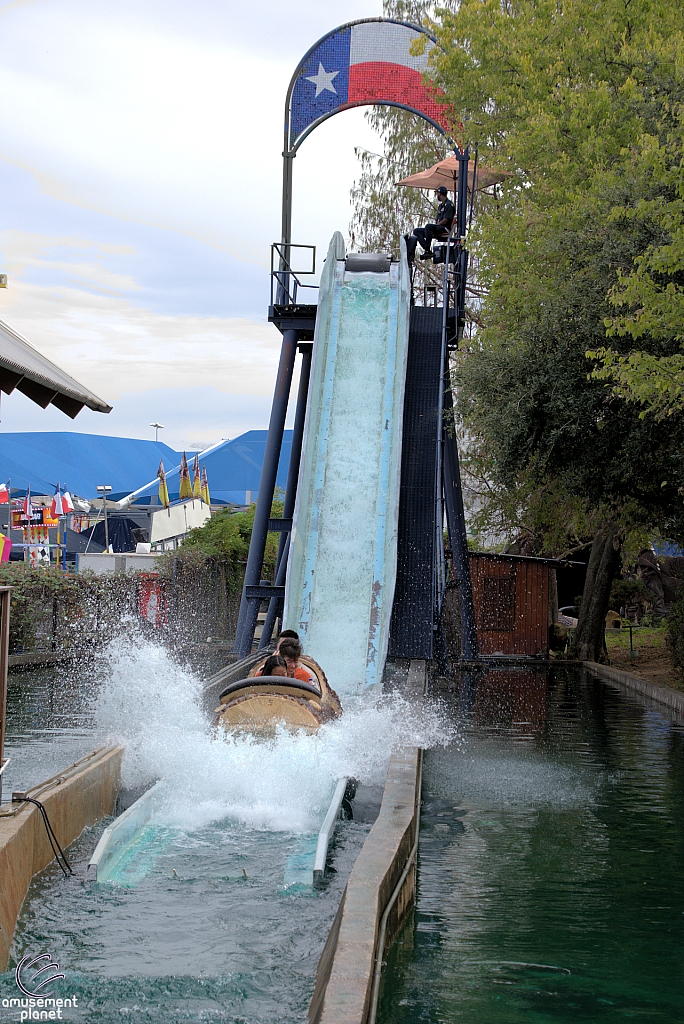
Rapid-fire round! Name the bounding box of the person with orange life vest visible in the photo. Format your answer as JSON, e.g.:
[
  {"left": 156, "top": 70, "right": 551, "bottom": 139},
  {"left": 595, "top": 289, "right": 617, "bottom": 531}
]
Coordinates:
[{"left": 278, "top": 638, "right": 316, "bottom": 684}]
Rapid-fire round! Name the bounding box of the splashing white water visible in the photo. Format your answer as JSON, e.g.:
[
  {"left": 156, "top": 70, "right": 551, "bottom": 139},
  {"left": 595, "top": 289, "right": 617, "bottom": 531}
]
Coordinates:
[{"left": 95, "top": 637, "right": 453, "bottom": 834}]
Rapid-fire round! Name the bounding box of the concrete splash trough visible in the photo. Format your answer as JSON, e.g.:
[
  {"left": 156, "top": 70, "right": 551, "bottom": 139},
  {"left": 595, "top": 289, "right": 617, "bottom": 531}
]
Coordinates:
[
  {"left": 308, "top": 660, "right": 426, "bottom": 1024},
  {"left": 0, "top": 745, "right": 123, "bottom": 970}
]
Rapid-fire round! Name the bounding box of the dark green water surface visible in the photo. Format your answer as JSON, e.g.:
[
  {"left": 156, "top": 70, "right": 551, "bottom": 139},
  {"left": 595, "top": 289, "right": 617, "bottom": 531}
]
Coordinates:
[{"left": 378, "top": 667, "right": 684, "bottom": 1023}]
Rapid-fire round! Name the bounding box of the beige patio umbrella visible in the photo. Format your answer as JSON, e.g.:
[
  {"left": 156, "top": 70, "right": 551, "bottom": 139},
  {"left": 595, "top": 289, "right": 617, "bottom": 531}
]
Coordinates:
[{"left": 397, "top": 156, "right": 510, "bottom": 193}]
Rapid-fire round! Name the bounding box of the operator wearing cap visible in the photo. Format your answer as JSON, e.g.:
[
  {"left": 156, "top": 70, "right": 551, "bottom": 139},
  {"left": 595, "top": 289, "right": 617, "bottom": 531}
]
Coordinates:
[{"left": 405, "top": 186, "right": 455, "bottom": 263}]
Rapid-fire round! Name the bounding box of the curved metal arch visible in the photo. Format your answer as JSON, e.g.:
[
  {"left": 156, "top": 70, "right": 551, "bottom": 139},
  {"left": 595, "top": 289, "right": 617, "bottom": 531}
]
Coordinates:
[
  {"left": 280, "top": 17, "right": 455, "bottom": 259},
  {"left": 290, "top": 100, "right": 448, "bottom": 156}
]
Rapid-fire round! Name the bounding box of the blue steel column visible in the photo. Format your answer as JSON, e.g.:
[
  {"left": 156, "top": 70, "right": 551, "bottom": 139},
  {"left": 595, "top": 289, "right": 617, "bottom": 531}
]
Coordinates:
[
  {"left": 232, "top": 329, "right": 298, "bottom": 657},
  {"left": 258, "top": 342, "right": 312, "bottom": 649}
]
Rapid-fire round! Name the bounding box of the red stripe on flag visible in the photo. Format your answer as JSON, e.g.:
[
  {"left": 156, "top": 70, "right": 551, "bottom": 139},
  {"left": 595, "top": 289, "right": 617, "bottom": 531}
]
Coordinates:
[{"left": 347, "top": 63, "right": 452, "bottom": 130}]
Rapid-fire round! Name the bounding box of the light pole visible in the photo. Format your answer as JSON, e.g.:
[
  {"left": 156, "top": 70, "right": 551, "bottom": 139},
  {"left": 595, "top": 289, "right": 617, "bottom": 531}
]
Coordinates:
[
  {"left": 96, "top": 485, "right": 112, "bottom": 552},
  {"left": 150, "top": 422, "right": 164, "bottom": 443}
]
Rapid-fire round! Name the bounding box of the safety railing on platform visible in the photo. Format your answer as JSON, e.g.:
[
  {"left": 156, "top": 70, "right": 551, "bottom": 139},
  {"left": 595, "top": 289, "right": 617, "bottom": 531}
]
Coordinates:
[{"left": 270, "top": 242, "right": 318, "bottom": 307}]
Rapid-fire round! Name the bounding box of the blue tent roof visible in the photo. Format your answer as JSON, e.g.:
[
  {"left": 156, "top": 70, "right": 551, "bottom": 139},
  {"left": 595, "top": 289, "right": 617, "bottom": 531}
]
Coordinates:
[
  {"left": 0, "top": 432, "right": 181, "bottom": 501},
  {"left": 124, "top": 430, "right": 293, "bottom": 506}
]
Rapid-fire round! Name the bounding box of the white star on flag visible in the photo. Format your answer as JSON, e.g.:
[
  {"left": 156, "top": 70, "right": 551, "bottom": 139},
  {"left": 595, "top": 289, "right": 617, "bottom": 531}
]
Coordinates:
[{"left": 306, "top": 62, "right": 339, "bottom": 98}]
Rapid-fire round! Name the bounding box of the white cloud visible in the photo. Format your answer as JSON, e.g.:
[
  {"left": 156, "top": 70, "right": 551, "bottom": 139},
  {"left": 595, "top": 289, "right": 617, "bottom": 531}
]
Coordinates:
[
  {"left": 0, "top": 0, "right": 452, "bottom": 445},
  {"left": 0, "top": 273, "right": 283, "bottom": 401},
  {"left": 0, "top": 0, "right": 384, "bottom": 265},
  {"left": 0, "top": 384, "right": 278, "bottom": 452}
]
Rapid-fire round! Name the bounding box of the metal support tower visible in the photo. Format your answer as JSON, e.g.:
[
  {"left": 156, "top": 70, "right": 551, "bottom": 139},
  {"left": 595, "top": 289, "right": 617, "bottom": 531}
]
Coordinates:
[{"left": 439, "top": 148, "right": 479, "bottom": 660}]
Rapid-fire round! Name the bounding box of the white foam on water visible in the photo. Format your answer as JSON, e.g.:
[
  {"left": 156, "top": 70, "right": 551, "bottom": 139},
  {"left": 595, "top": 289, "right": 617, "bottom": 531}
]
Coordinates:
[{"left": 95, "top": 636, "right": 453, "bottom": 834}]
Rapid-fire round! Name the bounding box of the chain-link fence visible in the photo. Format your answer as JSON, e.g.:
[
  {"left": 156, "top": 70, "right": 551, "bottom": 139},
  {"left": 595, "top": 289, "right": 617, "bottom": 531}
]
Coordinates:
[{"left": 0, "top": 559, "right": 244, "bottom": 673}]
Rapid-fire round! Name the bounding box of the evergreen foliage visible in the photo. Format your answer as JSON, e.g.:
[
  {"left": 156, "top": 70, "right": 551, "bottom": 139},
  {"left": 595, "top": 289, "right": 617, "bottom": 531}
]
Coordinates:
[
  {"left": 177, "top": 497, "right": 284, "bottom": 581},
  {"left": 352, "top": 0, "right": 684, "bottom": 657}
]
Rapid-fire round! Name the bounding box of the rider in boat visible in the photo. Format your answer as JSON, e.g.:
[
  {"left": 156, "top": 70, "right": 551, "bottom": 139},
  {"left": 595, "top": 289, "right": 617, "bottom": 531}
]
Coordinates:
[
  {"left": 256, "top": 654, "right": 288, "bottom": 678},
  {"left": 275, "top": 628, "right": 299, "bottom": 652},
  {"left": 278, "top": 639, "right": 316, "bottom": 684}
]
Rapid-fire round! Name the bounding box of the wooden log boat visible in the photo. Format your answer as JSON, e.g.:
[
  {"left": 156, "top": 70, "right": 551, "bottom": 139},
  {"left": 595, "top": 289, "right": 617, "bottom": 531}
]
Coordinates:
[{"left": 215, "top": 655, "right": 342, "bottom": 734}]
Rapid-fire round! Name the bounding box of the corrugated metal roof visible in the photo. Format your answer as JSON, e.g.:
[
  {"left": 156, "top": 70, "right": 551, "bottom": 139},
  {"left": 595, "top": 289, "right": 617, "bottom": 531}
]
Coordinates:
[{"left": 0, "top": 317, "right": 111, "bottom": 418}]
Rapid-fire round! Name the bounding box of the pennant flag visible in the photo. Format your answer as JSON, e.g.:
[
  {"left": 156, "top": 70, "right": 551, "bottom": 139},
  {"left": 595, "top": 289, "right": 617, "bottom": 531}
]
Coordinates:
[
  {"left": 50, "top": 482, "right": 62, "bottom": 519},
  {"left": 0, "top": 532, "right": 11, "bottom": 562},
  {"left": 201, "top": 464, "right": 210, "bottom": 505},
  {"left": 192, "top": 453, "right": 202, "bottom": 499},
  {"left": 157, "top": 460, "right": 170, "bottom": 508},
  {"left": 23, "top": 486, "right": 32, "bottom": 518},
  {"left": 0, "top": 482, "right": 9, "bottom": 504},
  {"left": 290, "top": 21, "right": 450, "bottom": 146},
  {"left": 51, "top": 483, "right": 75, "bottom": 518},
  {"left": 178, "top": 452, "right": 193, "bottom": 501}
]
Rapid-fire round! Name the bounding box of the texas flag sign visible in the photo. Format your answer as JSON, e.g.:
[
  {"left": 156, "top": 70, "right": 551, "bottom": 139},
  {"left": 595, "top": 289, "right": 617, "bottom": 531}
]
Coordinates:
[{"left": 289, "top": 19, "right": 451, "bottom": 148}]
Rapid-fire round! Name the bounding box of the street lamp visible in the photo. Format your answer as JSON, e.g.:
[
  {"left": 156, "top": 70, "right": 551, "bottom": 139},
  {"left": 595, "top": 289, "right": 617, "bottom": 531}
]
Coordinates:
[
  {"left": 96, "top": 485, "right": 112, "bottom": 552},
  {"left": 150, "top": 422, "right": 164, "bottom": 442}
]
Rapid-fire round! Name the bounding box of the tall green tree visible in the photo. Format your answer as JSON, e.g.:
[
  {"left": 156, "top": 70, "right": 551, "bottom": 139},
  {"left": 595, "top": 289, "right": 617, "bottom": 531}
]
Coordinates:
[
  {"left": 353, "top": 0, "right": 684, "bottom": 660},
  {"left": 588, "top": 91, "right": 684, "bottom": 418}
]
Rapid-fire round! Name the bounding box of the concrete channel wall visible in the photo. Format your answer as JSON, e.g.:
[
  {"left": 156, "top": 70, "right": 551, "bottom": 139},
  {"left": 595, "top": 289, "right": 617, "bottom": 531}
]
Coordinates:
[
  {"left": 0, "top": 745, "right": 123, "bottom": 971},
  {"left": 308, "top": 660, "right": 426, "bottom": 1024},
  {"left": 585, "top": 661, "right": 684, "bottom": 720}
]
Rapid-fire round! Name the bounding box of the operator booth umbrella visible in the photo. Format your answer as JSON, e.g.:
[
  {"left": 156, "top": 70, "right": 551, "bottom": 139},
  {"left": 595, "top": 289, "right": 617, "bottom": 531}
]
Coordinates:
[{"left": 397, "top": 155, "right": 511, "bottom": 194}]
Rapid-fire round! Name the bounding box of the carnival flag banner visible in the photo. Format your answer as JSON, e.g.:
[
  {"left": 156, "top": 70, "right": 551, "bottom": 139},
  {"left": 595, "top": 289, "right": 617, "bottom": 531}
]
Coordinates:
[
  {"left": 0, "top": 532, "right": 11, "bottom": 562},
  {"left": 22, "top": 486, "right": 32, "bottom": 519},
  {"left": 201, "top": 464, "right": 210, "bottom": 506},
  {"left": 51, "top": 483, "right": 75, "bottom": 518},
  {"left": 192, "top": 454, "right": 202, "bottom": 499},
  {"left": 157, "top": 460, "right": 170, "bottom": 508},
  {"left": 0, "top": 482, "right": 9, "bottom": 504},
  {"left": 289, "top": 20, "right": 449, "bottom": 146},
  {"left": 50, "top": 482, "right": 62, "bottom": 519},
  {"left": 179, "top": 453, "right": 193, "bottom": 501}
]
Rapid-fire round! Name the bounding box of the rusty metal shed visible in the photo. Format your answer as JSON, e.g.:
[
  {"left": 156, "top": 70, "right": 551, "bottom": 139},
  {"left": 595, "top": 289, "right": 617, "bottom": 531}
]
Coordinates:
[{"left": 469, "top": 552, "right": 566, "bottom": 657}]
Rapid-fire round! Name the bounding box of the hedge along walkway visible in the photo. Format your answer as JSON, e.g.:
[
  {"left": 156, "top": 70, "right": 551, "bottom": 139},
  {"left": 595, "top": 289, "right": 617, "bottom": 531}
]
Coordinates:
[{"left": 0, "top": 558, "right": 244, "bottom": 658}]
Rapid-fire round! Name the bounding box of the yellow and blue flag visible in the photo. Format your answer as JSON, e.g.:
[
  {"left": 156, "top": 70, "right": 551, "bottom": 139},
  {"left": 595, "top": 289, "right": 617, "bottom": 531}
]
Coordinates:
[
  {"left": 178, "top": 452, "right": 193, "bottom": 501},
  {"left": 157, "top": 460, "right": 170, "bottom": 508}
]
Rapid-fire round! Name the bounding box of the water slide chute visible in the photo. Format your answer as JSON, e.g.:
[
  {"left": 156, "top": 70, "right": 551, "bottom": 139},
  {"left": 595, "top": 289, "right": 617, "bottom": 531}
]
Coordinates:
[{"left": 283, "top": 234, "right": 410, "bottom": 696}]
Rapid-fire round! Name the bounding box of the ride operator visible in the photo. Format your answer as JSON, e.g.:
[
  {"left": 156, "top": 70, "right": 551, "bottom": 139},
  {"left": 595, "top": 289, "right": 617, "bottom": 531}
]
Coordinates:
[{"left": 405, "top": 185, "right": 455, "bottom": 263}]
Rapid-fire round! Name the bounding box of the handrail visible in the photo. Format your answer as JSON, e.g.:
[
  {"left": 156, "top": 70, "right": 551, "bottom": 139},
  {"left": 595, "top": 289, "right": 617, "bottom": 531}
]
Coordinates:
[{"left": 271, "top": 242, "right": 319, "bottom": 306}]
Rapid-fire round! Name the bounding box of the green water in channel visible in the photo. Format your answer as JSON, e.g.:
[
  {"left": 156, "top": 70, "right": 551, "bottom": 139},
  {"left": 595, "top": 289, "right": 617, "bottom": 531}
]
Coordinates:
[
  {"left": 378, "top": 667, "right": 684, "bottom": 1023},
  {"left": 4, "top": 663, "right": 684, "bottom": 1022},
  {"left": 0, "top": 660, "right": 374, "bottom": 1023}
]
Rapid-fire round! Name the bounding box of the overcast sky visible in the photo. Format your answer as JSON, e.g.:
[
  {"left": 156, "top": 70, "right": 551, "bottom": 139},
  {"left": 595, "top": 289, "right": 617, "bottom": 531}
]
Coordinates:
[{"left": 0, "top": 0, "right": 389, "bottom": 450}]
